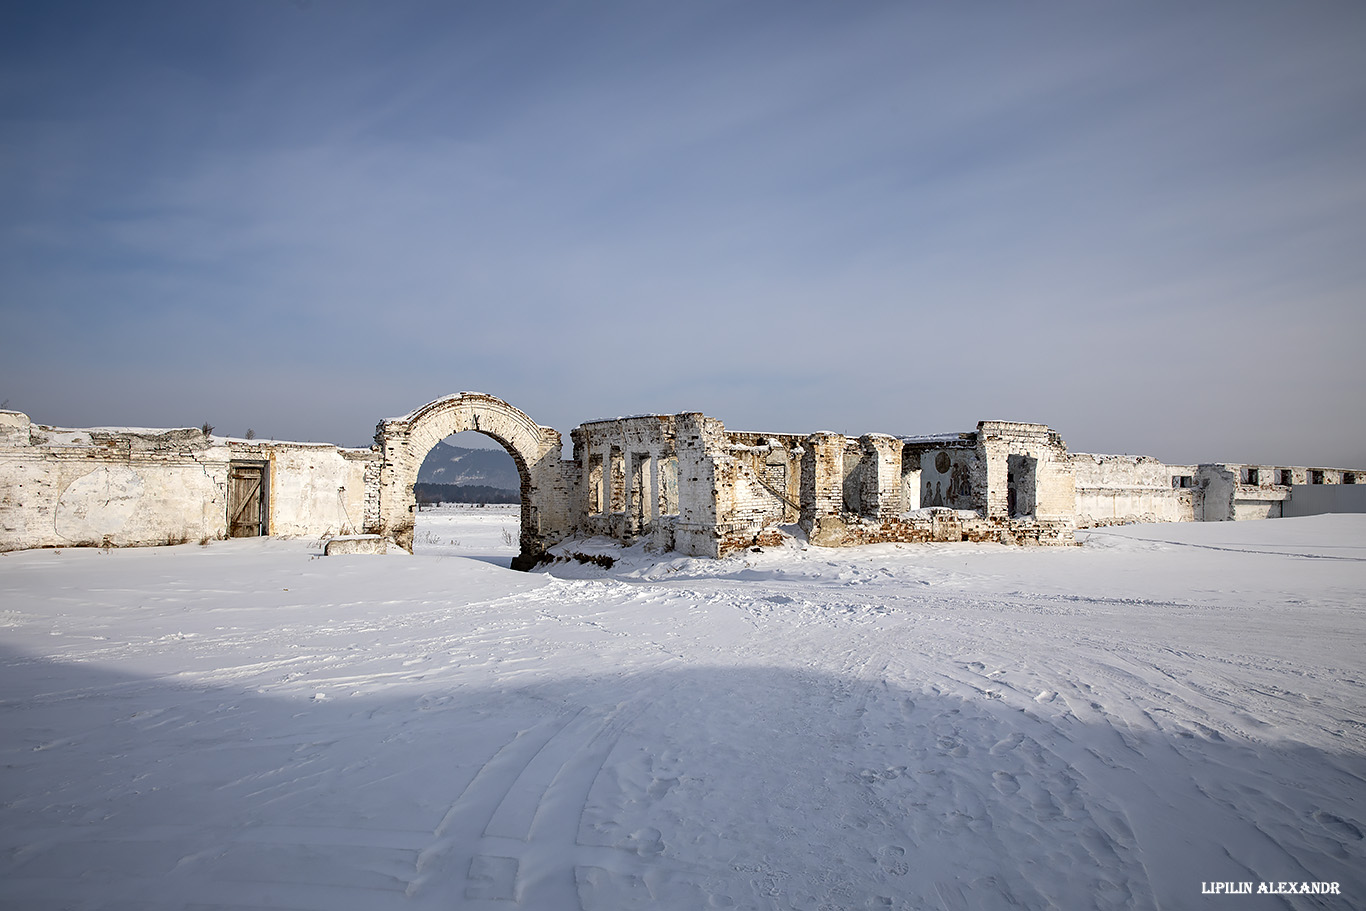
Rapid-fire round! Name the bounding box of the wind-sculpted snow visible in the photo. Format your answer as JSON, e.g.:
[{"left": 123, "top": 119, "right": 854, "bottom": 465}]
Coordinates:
[{"left": 1, "top": 516, "right": 1363, "bottom": 909}]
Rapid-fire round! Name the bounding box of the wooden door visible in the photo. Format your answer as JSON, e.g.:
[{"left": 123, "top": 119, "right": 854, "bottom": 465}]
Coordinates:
[{"left": 228, "top": 464, "right": 265, "bottom": 537}]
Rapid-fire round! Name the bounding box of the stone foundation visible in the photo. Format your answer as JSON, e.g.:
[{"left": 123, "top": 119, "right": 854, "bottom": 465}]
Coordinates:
[{"left": 324, "top": 534, "right": 388, "bottom": 556}]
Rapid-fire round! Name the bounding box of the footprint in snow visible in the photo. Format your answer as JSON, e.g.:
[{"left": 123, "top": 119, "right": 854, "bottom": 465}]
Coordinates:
[
  {"left": 989, "top": 733, "right": 1025, "bottom": 755},
  {"left": 624, "top": 827, "right": 665, "bottom": 857},
  {"left": 858, "top": 766, "right": 906, "bottom": 784},
  {"left": 646, "top": 776, "right": 678, "bottom": 799},
  {"left": 877, "top": 845, "right": 909, "bottom": 876},
  {"left": 1185, "top": 720, "right": 1225, "bottom": 741},
  {"left": 1312, "top": 810, "right": 1363, "bottom": 840},
  {"left": 936, "top": 736, "right": 969, "bottom": 758}
]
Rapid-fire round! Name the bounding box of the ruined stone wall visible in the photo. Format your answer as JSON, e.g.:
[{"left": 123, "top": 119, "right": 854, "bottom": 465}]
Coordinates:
[
  {"left": 1201, "top": 463, "right": 1292, "bottom": 520},
  {"left": 1071, "top": 454, "right": 1197, "bottom": 527},
  {"left": 975, "top": 422, "right": 1074, "bottom": 522},
  {"left": 859, "top": 435, "right": 903, "bottom": 519},
  {"left": 0, "top": 410, "right": 377, "bottom": 551},
  {"left": 1194, "top": 462, "right": 1364, "bottom": 521},
  {"left": 1072, "top": 457, "right": 1362, "bottom": 526},
  {"left": 674, "top": 414, "right": 724, "bottom": 558},
  {"left": 362, "top": 459, "right": 383, "bottom": 531},
  {"left": 1035, "top": 456, "right": 1076, "bottom": 523},
  {"left": 796, "top": 510, "right": 1074, "bottom": 548},
  {"left": 571, "top": 415, "right": 678, "bottom": 550},
  {"left": 799, "top": 432, "right": 845, "bottom": 546},
  {"left": 372, "top": 393, "right": 564, "bottom": 567},
  {"left": 718, "top": 432, "right": 803, "bottom": 548},
  {"left": 903, "top": 436, "right": 978, "bottom": 513},
  {"left": 717, "top": 430, "right": 910, "bottom": 557},
  {"left": 14, "top": 398, "right": 1358, "bottom": 560},
  {"left": 582, "top": 414, "right": 808, "bottom": 559},
  {"left": 841, "top": 439, "right": 866, "bottom": 516},
  {"left": 1196, "top": 464, "right": 1238, "bottom": 521},
  {"left": 225, "top": 440, "right": 374, "bottom": 538},
  {"left": 1, "top": 419, "right": 225, "bottom": 551}
]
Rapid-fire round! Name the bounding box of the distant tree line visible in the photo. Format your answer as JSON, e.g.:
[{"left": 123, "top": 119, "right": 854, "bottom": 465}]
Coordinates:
[{"left": 414, "top": 482, "right": 519, "bottom": 505}]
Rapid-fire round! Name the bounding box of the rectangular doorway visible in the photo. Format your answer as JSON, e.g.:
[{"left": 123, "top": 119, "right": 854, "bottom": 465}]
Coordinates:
[
  {"left": 1007, "top": 454, "right": 1037, "bottom": 518},
  {"left": 228, "top": 462, "right": 268, "bottom": 537}
]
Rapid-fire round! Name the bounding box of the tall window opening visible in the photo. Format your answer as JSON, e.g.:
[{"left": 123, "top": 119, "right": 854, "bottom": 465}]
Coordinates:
[
  {"left": 1007, "top": 454, "right": 1037, "bottom": 518},
  {"left": 609, "top": 447, "right": 626, "bottom": 513},
  {"left": 588, "top": 454, "right": 604, "bottom": 514},
  {"left": 659, "top": 457, "right": 679, "bottom": 516},
  {"left": 630, "top": 453, "right": 650, "bottom": 525}
]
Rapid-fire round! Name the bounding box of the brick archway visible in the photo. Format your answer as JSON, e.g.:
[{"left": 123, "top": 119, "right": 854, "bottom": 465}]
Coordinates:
[{"left": 373, "top": 393, "right": 564, "bottom": 569}]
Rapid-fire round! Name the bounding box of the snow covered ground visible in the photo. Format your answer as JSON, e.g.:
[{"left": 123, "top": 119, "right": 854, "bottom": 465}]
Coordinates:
[
  {"left": 2, "top": 509, "right": 1363, "bottom": 910},
  {"left": 411, "top": 503, "right": 521, "bottom": 566}
]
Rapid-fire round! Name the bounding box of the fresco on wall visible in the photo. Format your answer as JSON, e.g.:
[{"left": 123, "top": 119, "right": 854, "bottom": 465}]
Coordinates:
[
  {"left": 659, "top": 457, "right": 679, "bottom": 516},
  {"left": 587, "top": 457, "right": 603, "bottom": 514},
  {"left": 919, "top": 449, "right": 974, "bottom": 509}
]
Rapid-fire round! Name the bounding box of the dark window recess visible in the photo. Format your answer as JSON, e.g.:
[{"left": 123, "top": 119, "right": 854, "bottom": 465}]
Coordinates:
[
  {"left": 1278, "top": 469, "right": 1294, "bottom": 485},
  {"left": 1310, "top": 470, "right": 1325, "bottom": 485},
  {"left": 1243, "top": 467, "right": 1260, "bottom": 485},
  {"left": 1172, "top": 476, "right": 1193, "bottom": 489},
  {"left": 1345, "top": 472, "right": 1357, "bottom": 485}
]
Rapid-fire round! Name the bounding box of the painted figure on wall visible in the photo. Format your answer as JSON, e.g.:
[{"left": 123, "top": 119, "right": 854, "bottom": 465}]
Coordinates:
[
  {"left": 949, "top": 461, "right": 972, "bottom": 503},
  {"left": 659, "top": 457, "right": 679, "bottom": 516},
  {"left": 923, "top": 449, "right": 973, "bottom": 509},
  {"left": 925, "top": 479, "right": 945, "bottom": 508}
]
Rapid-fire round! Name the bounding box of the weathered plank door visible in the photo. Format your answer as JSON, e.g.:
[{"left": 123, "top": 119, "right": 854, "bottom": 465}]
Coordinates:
[{"left": 228, "top": 464, "right": 266, "bottom": 537}]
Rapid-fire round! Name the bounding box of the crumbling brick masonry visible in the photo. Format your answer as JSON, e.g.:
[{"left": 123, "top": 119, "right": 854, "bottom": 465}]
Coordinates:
[{"left": 4, "top": 395, "right": 1362, "bottom": 567}]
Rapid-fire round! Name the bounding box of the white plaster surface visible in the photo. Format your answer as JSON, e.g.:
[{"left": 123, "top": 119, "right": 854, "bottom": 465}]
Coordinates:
[
  {"left": 54, "top": 466, "right": 144, "bottom": 541},
  {"left": 1, "top": 413, "right": 376, "bottom": 551}
]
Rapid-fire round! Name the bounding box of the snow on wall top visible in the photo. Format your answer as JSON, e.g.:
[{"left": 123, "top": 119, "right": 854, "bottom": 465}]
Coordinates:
[
  {"left": 900, "top": 432, "right": 974, "bottom": 445},
  {"left": 579, "top": 413, "right": 679, "bottom": 425},
  {"left": 387, "top": 392, "right": 499, "bottom": 423}
]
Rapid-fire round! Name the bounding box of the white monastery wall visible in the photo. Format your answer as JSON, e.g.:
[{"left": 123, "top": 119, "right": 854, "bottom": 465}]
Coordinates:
[
  {"left": 0, "top": 411, "right": 376, "bottom": 552},
  {"left": 227, "top": 441, "right": 373, "bottom": 537},
  {"left": 6, "top": 398, "right": 1363, "bottom": 559},
  {"left": 673, "top": 414, "right": 724, "bottom": 558},
  {"left": 1072, "top": 454, "right": 1196, "bottom": 527}
]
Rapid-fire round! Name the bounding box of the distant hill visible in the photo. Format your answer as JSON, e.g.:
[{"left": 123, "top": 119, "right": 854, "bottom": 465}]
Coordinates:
[
  {"left": 414, "top": 483, "right": 519, "bottom": 505},
  {"left": 418, "top": 441, "right": 520, "bottom": 491}
]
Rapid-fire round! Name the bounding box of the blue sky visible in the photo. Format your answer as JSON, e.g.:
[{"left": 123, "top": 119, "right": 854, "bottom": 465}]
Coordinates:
[{"left": 2, "top": 1, "right": 1363, "bottom": 466}]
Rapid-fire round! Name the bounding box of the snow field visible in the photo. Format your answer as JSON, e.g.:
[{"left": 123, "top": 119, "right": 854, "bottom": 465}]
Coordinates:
[
  {"left": 0, "top": 514, "right": 1363, "bottom": 909},
  {"left": 411, "top": 503, "right": 520, "bottom": 564}
]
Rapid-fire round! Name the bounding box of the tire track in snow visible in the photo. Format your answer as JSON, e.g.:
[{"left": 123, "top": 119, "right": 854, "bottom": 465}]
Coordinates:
[{"left": 409, "top": 692, "right": 699, "bottom": 910}]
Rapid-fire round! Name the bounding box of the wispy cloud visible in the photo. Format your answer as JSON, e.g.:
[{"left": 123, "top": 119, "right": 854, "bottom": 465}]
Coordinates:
[{"left": 1, "top": 1, "right": 1363, "bottom": 462}]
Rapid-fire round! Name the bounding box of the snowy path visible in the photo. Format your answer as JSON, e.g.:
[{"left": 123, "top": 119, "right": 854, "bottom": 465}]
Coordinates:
[{"left": 1, "top": 516, "right": 1363, "bottom": 909}]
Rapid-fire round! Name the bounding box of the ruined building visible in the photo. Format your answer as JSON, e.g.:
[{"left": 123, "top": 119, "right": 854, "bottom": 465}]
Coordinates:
[{"left": 3, "top": 394, "right": 1363, "bottom": 567}]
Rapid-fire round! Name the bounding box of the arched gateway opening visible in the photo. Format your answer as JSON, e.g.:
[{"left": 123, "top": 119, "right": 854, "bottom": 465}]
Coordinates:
[{"left": 373, "top": 393, "right": 565, "bottom": 570}]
